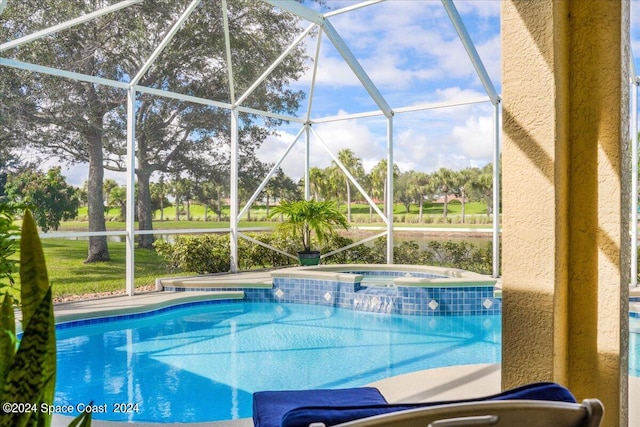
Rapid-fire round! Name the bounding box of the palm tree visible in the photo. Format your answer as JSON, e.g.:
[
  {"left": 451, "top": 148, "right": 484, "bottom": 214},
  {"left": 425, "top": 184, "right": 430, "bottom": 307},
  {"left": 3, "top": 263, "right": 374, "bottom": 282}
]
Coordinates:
[
  {"left": 174, "top": 177, "right": 194, "bottom": 221},
  {"left": 414, "top": 172, "right": 430, "bottom": 223},
  {"left": 108, "top": 185, "right": 126, "bottom": 221},
  {"left": 432, "top": 168, "right": 458, "bottom": 219},
  {"left": 395, "top": 170, "right": 415, "bottom": 213},
  {"left": 195, "top": 181, "right": 218, "bottom": 222},
  {"left": 150, "top": 175, "right": 168, "bottom": 221},
  {"left": 102, "top": 179, "right": 119, "bottom": 215},
  {"left": 308, "top": 167, "right": 329, "bottom": 201},
  {"left": 269, "top": 199, "right": 349, "bottom": 255},
  {"left": 169, "top": 173, "right": 182, "bottom": 221},
  {"left": 471, "top": 164, "right": 495, "bottom": 217},
  {"left": 333, "top": 148, "right": 365, "bottom": 222},
  {"left": 370, "top": 159, "right": 399, "bottom": 216},
  {"left": 457, "top": 167, "right": 481, "bottom": 223}
]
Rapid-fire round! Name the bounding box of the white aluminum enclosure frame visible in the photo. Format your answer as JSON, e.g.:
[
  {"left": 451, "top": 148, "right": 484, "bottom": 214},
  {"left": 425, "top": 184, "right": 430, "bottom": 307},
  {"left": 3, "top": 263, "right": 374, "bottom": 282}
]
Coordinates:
[
  {"left": 0, "top": 0, "right": 506, "bottom": 294},
  {"left": 629, "top": 46, "right": 639, "bottom": 288}
]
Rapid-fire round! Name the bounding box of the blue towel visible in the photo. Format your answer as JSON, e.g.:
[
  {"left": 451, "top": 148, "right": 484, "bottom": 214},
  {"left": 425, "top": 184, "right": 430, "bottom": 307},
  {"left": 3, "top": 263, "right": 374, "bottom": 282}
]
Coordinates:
[{"left": 253, "top": 387, "right": 388, "bottom": 427}]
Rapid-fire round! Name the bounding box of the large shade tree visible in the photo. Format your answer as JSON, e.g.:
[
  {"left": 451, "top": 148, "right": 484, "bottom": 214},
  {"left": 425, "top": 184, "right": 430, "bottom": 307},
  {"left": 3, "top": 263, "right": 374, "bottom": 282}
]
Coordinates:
[{"left": 1, "top": 0, "right": 309, "bottom": 254}]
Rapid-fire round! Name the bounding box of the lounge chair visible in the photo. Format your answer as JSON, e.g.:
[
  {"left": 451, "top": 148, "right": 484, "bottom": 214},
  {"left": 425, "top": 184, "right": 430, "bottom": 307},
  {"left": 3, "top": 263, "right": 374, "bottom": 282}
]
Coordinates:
[
  {"left": 252, "top": 382, "right": 603, "bottom": 427},
  {"left": 309, "top": 399, "right": 603, "bottom": 427}
]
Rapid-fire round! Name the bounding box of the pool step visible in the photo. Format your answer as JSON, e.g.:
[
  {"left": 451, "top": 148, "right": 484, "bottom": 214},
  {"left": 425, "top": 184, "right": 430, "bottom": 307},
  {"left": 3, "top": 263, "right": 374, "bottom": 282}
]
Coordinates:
[{"left": 156, "top": 271, "right": 273, "bottom": 291}]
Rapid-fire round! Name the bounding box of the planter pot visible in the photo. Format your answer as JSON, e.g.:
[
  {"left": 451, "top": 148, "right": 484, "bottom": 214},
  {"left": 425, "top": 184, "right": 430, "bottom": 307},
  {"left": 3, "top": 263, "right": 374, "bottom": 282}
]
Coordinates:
[{"left": 298, "top": 251, "right": 321, "bottom": 266}]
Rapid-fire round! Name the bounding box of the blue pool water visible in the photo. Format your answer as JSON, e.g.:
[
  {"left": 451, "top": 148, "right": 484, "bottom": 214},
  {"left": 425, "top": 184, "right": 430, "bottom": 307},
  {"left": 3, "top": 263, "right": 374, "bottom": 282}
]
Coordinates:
[{"left": 55, "top": 302, "right": 501, "bottom": 423}]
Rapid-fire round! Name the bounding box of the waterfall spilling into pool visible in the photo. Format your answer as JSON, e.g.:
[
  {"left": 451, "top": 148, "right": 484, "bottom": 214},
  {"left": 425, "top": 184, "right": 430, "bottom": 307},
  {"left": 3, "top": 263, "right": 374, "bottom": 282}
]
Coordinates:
[{"left": 353, "top": 286, "right": 399, "bottom": 314}]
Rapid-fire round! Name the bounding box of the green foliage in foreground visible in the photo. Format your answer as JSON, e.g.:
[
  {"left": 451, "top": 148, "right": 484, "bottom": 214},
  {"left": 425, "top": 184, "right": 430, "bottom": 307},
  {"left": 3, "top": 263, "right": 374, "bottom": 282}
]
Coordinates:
[
  {"left": 154, "top": 232, "right": 496, "bottom": 276},
  {"left": 0, "top": 210, "right": 92, "bottom": 427},
  {"left": 0, "top": 203, "right": 19, "bottom": 298}
]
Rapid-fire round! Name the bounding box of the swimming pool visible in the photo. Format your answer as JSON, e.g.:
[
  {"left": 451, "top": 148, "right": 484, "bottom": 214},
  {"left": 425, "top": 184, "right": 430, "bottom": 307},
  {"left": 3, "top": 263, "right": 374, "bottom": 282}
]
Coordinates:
[{"left": 55, "top": 301, "right": 501, "bottom": 423}]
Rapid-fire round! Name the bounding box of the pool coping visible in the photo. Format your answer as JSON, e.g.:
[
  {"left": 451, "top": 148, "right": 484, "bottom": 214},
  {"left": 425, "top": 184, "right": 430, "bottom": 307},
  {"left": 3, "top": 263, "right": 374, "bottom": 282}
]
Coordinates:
[
  {"left": 156, "top": 265, "right": 498, "bottom": 291},
  {"left": 15, "top": 291, "right": 245, "bottom": 334}
]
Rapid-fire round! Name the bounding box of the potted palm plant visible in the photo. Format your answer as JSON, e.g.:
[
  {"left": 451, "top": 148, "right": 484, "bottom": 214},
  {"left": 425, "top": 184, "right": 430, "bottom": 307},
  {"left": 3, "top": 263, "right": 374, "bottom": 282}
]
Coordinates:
[{"left": 269, "top": 199, "right": 349, "bottom": 265}]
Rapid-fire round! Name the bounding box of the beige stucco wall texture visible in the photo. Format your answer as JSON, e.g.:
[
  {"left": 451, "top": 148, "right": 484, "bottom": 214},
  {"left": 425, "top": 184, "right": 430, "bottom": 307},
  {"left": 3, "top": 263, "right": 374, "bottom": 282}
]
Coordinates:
[{"left": 501, "top": 1, "right": 629, "bottom": 426}]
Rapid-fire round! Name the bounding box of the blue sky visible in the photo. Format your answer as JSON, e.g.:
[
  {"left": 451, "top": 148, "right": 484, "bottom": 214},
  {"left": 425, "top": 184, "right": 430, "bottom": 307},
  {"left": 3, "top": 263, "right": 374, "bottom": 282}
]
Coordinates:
[
  {"left": 40, "top": 0, "right": 640, "bottom": 186},
  {"left": 258, "top": 0, "right": 640, "bottom": 181},
  {"left": 257, "top": 0, "right": 501, "bottom": 180}
]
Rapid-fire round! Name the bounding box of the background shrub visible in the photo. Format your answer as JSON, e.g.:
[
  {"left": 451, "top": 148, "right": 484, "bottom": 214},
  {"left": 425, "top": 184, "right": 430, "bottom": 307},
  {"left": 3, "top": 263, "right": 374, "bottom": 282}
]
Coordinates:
[{"left": 154, "top": 233, "right": 496, "bottom": 275}]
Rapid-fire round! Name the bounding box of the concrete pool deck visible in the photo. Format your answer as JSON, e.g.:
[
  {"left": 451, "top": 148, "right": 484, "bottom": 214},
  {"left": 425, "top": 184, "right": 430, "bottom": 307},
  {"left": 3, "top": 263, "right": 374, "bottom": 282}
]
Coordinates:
[{"left": 46, "top": 279, "right": 640, "bottom": 426}]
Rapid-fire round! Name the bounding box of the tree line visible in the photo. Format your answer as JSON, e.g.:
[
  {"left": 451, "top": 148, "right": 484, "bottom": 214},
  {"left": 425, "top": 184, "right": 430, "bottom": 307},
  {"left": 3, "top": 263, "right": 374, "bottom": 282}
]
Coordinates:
[{"left": 0, "top": 150, "right": 495, "bottom": 231}]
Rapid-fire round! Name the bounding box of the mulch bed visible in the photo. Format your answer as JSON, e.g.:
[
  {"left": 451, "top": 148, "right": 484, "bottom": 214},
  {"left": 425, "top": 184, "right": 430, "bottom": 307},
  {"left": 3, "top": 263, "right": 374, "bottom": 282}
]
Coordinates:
[{"left": 53, "top": 284, "right": 157, "bottom": 304}]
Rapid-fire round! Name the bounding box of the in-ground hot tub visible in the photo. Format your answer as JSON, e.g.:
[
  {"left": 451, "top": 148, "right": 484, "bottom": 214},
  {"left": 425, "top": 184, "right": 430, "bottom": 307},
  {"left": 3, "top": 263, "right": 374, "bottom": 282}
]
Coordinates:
[
  {"left": 269, "top": 264, "right": 500, "bottom": 316},
  {"left": 158, "top": 264, "right": 500, "bottom": 316}
]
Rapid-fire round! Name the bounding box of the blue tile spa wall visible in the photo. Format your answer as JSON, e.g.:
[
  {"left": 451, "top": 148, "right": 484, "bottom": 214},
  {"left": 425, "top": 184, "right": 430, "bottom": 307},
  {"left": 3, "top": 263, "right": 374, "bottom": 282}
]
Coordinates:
[
  {"left": 164, "top": 279, "right": 502, "bottom": 316},
  {"left": 264, "top": 277, "right": 501, "bottom": 316}
]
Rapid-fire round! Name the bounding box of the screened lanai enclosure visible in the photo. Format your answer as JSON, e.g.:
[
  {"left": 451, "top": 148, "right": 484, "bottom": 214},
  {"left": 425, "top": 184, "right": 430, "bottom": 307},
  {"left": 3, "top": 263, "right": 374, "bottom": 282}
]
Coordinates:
[{"left": 1, "top": 0, "right": 638, "bottom": 295}]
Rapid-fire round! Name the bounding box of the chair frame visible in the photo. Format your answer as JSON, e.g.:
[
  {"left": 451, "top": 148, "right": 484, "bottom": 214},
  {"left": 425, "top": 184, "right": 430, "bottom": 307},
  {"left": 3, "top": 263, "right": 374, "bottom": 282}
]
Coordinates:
[{"left": 326, "top": 399, "right": 604, "bottom": 427}]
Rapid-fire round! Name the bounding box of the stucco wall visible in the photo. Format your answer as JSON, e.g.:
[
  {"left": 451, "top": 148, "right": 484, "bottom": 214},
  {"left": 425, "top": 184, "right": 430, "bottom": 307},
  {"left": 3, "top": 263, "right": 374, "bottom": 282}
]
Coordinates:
[{"left": 501, "top": 1, "right": 629, "bottom": 425}]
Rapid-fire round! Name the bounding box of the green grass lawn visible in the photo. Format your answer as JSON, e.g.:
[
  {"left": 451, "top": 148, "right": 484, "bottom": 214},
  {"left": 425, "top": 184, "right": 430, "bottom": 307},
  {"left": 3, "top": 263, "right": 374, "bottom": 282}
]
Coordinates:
[
  {"left": 18, "top": 239, "right": 177, "bottom": 299},
  {"left": 66, "top": 201, "right": 493, "bottom": 231},
  {"left": 77, "top": 200, "right": 490, "bottom": 219}
]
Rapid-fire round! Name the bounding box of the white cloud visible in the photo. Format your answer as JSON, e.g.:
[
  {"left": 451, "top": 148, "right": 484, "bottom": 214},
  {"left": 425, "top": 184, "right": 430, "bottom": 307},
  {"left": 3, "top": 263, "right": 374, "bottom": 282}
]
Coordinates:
[
  {"left": 314, "top": 115, "right": 386, "bottom": 169},
  {"left": 454, "top": 1, "right": 500, "bottom": 19},
  {"left": 258, "top": 113, "right": 385, "bottom": 179},
  {"left": 393, "top": 129, "right": 440, "bottom": 173},
  {"left": 435, "top": 86, "right": 489, "bottom": 103},
  {"left": 257, "top": 129, "right": 308, "bottom": 180},
  {"left": 452, "top": 115, "right": 494, "bottom": 160}
]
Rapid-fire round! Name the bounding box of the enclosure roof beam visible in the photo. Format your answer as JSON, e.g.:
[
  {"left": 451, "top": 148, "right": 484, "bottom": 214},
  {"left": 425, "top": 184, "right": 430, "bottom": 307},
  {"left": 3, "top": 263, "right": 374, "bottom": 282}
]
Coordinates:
[
  {"left": 0, "top": 57, "right": 307, "bottom": 125},
  {"left": 134, "top": 85, "right": 231, "bottom": 109},
  {"left": 238, "top": 125, "right": 306, "bottom": 219},
  {"left": 130, "top": 0, "right": 201, "bottom": 87},
  {"left": 321, "top": 20, "right": 392, "bottom": 118},
  {"left": 265, "top": 0, "right": 393, "bottom": 118},
  {"left": 237, "top": 105, "right": 306, "bottom": 124},
  {"left": 441, "top": 0, "right": 500, "bottom": 105},
  {"left": 305, "top": 27, "right": 323, "bottom": 122},
  {"left": 221, "top": 0, "right": 236, "bottom": 104},
  {"left": 311, "top": 96, "right": 491, "bottom": 124},
  {"left": 0, "top": 0, "right": 142, "bottom": 52},
  {"left": 324, "top": 1, "right": 385, "bottom": 18},
  {"left": 265, "top": 0, "right": 324, "bottom": 26},
  {"left": 236, "top": 22, "right": 317, "bottom": 107},
  {"left": 0, "top": 57, "right": 129, "bottom": 89},
  {"left": 630, "top": 40, "right": 639, "bottom": 84}
]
